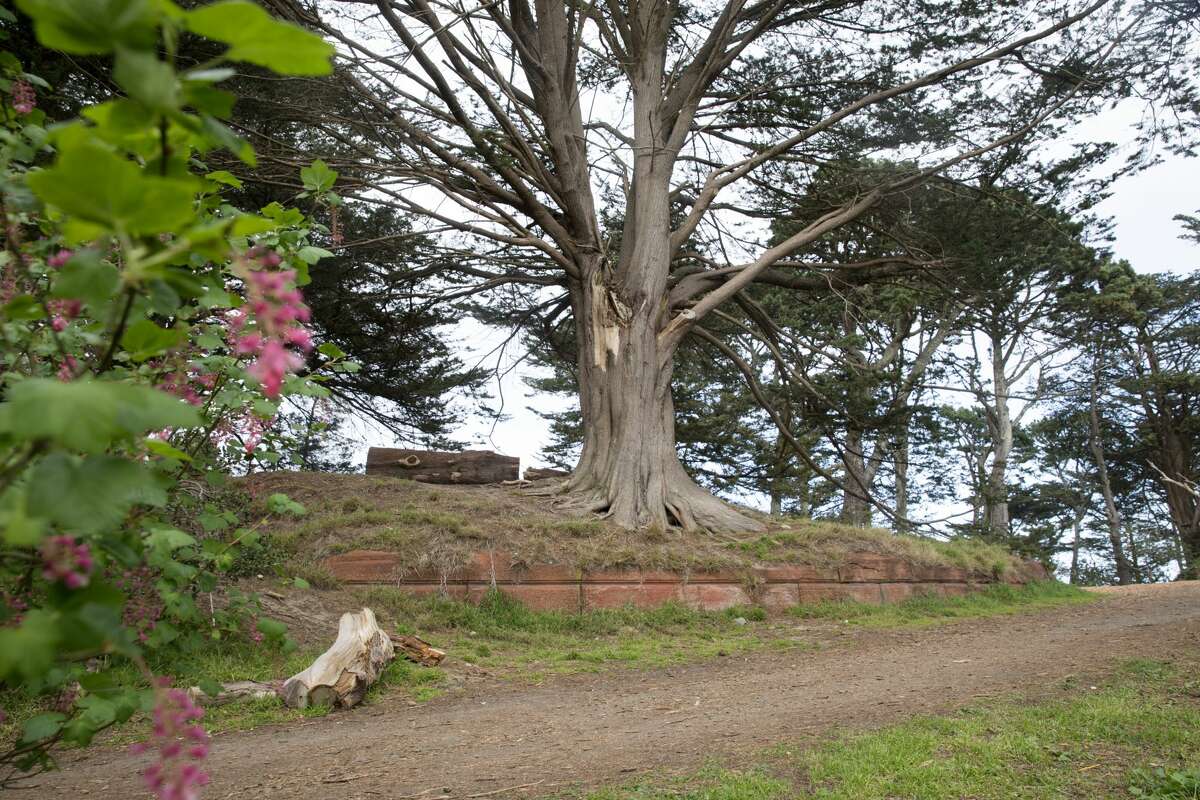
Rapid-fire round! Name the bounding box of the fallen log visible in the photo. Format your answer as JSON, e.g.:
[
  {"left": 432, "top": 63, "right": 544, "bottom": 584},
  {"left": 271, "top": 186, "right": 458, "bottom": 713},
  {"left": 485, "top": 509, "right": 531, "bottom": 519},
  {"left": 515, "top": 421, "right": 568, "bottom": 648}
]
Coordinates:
[
  {"left": 281, "top": 608, "right": 395, "bottom": 709},
  {"left": 187, "top": 680, "right": 280, "bottom": 707},
  {"left": 523, "top": 467, "right": 570, "bottom": 481},
  {"left": 390, "top": 633, "right": 446, "bottom": 667},
  {"left": 366, "top": 448, "right": 519, "bottom": 484}
]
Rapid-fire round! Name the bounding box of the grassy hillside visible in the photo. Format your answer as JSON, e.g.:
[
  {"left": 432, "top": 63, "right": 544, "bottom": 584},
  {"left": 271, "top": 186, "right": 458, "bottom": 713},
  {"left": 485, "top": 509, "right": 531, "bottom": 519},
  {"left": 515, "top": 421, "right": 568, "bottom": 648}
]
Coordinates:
[{"left": 235, "top": 471, "right": 1029, "bottom": 588}]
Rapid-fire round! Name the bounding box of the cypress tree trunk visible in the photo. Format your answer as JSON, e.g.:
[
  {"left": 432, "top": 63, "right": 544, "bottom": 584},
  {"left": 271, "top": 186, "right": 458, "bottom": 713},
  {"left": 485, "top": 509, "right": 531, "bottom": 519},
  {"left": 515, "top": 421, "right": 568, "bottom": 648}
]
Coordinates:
[
  {"left": 840, "top": 426, "right": 872, "bottom": 527},
  {"left": 556, "top": 80, "right": 762, "bottom": 534},
  {"left": 564, "top": 276, "right": 761, "bottom": 532},
  {"left": 983, "top": 332, "right": 1012, "bottom": 538},
  {"left": 1088, "top": 349, "right": 1133, "bottom": 584}
]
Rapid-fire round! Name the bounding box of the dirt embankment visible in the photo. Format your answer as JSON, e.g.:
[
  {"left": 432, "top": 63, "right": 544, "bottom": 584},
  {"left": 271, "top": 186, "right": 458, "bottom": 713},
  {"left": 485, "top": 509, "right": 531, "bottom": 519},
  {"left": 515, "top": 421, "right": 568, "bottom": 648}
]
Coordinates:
[{"left": 27, "top": 581, "right": 1200, "bottom": 800}]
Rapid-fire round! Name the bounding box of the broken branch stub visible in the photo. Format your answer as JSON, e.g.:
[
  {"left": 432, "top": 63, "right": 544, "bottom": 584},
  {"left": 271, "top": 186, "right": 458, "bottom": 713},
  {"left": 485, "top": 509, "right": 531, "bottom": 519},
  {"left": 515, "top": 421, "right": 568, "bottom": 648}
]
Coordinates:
[{"left": 282, "top": 608, "right": 395, "bottom": 710}]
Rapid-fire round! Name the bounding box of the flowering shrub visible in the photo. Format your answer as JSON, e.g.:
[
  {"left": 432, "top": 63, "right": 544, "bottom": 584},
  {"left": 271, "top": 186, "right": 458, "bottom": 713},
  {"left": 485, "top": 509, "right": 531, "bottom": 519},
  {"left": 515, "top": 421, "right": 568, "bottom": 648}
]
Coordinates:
[
  {"left": 0, "top": 0, "right": 344, "bottom": 793},
  {"left": 132, "top": 683, "right": 211, "bottom": 800}
]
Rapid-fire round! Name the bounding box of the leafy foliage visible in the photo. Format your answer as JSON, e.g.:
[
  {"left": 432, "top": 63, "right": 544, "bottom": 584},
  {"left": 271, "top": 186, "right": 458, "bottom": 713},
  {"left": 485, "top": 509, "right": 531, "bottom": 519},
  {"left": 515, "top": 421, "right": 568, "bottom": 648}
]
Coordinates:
[{"left": 0, "top": 0, "right": 340, "bottom": 789}]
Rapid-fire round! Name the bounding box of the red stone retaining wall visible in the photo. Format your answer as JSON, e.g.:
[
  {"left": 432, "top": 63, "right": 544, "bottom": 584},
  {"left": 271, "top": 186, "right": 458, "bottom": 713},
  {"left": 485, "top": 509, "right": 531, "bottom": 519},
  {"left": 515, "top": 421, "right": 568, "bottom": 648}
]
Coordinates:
[{"left": 323, "top": 549, "right": 1049, "bottom": 612}]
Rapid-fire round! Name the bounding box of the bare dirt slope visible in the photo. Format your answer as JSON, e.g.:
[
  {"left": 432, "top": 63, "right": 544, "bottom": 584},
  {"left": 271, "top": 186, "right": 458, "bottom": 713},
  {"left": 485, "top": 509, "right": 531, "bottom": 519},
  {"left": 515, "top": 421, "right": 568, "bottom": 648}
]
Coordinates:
[{"left": 28, "top": 582, "right": 1200, "bottom": 800}]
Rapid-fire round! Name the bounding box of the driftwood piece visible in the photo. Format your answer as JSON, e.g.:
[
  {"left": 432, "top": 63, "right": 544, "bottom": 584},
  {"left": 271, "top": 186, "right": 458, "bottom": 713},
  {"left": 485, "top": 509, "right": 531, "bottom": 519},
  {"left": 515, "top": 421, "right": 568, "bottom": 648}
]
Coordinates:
[
  {"left": 390, "top": 634, "right": 446, "bottom": 666},
  {"left": 366, "top": 448, "right": 519, "bottom": 484},
  {"left": 282, "top": 608, "right": 394, "bottom": 709},
  {"left": 523, "top": 467, "right": 570, "bottom": 481},
  {"left": 186, "top": 681, "right": 280, "bottom": 707}
]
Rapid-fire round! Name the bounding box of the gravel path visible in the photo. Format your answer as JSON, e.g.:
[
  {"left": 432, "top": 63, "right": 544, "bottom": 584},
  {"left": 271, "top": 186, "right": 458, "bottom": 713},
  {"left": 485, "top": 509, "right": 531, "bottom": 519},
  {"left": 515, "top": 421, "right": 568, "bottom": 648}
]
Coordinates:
[{"left": 25, "top": 581, "right": 1200, "bottom": 800}]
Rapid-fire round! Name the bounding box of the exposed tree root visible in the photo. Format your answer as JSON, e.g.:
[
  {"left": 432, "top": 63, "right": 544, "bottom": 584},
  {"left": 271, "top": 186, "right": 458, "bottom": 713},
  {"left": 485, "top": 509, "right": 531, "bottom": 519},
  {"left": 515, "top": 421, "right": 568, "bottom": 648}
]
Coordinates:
[{"left": 538, "top": 468, "right": 765, "bottom": 535}]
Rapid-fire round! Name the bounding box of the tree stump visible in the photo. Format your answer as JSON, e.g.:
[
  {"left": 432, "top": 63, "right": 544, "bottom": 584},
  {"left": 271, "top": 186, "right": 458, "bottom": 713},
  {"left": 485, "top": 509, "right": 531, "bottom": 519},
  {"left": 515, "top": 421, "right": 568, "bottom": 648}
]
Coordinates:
[
  {"left": 366, "top": 448, "right": 519, "bottom": 484},
  {"left": 281, "top": 608, "right": 394, "bottom": 709}
]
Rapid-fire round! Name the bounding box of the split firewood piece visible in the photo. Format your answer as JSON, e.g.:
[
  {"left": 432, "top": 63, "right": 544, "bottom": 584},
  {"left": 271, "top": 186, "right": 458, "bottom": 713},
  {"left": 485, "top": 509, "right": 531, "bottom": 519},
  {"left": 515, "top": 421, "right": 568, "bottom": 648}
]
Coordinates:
[
  {"left": 186, "top": 680, "right": 280, "bottom": 707},
  {"left": 390, "top": 633, "right": 446, "bottom": 667},
  {"left": 281, "top": 608, "right": 395, "bottom": 709}
]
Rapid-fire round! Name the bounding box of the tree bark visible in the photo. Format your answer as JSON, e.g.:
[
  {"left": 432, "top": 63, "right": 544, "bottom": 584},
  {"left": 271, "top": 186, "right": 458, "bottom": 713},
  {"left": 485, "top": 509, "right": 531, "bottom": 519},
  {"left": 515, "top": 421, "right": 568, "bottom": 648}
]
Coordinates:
[
  {"left": 983, "top": 331, "right": 1012, "bottom": 538},
  {"left": 840, "top": 426, "right": 872, "bottom": 527},
  {"left": 894, "top": 426, "right": 910, "bottom": 534},
  {"left": 565, "top": 276, "right": 762, "bottom": 532},
  {"left": 553, "top": 37, "right": 764, "bottom": 535},
  {"left": 1068, "top": 505, "right": 1084, "bottom": 584},
  {"left": 1087, "top": 351, "right": 1133, "bottom": 584}
]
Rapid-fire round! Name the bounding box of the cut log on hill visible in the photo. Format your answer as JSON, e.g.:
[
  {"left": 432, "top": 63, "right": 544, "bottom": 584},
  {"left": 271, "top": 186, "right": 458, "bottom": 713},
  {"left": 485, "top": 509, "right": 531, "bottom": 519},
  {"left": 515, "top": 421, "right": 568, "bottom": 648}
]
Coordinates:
[
  {"left": 366, "top": 448, "right": 519, "bottom": 484},
  {"left": 281, "top": 608, "right": 395, "bottom": 709},
  {"left": 391, "top": 634, "right": 446, "bottom": 666},
  {"left": 524, "top": 467, "right": 571, "bottom": 481}
]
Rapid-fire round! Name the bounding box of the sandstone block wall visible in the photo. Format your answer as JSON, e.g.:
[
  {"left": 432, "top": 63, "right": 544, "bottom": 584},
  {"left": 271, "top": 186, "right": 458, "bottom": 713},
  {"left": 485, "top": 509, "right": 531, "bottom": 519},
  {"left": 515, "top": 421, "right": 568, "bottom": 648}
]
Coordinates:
[{"left": 322, "top": 549, "right": 1048, "bottom": 612}]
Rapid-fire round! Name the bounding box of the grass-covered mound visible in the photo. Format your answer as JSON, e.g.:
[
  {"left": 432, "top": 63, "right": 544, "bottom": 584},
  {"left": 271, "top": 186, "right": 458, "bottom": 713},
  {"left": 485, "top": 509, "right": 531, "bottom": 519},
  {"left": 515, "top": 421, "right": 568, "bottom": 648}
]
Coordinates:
[{"left": 237, "top": 471, "right": 1028, "bottom": 587}]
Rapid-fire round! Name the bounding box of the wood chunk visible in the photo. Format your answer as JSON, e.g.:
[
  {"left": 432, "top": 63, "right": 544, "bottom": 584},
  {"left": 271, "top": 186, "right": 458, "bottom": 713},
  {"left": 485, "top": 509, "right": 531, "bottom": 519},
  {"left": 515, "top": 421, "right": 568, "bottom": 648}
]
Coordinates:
[
  {"left": 281, "top": 608, "right": 395, "bottom": 709},
  {"left": 390, "top": 633, "right": 447, "bottom": 666},
  {"left": 366, "top": 448, "right": 519, "bottom": 484}
]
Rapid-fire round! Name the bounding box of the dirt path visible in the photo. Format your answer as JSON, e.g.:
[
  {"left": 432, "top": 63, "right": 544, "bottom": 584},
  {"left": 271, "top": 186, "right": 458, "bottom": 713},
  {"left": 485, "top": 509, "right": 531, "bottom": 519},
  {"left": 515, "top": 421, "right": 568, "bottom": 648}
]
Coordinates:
[{"left": 26, "top": 582, "right": 1200, "bottom": 799}]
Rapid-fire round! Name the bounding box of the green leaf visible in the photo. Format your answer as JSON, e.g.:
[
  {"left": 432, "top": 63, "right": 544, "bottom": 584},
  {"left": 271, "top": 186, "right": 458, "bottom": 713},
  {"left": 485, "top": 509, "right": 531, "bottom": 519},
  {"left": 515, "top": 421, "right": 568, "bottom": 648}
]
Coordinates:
[
  {"left": 292, "top": 576, "right": 310, "bottom": 590},
  {"left": 232, "top": 214, "right": 276, "bottom": 236},
  {"left": 198, "top": 679, "right": 224, "bottom": 698},
  {"left": 1, "top": 379, "right": 200, "bottom": 452},
  {"left": 260, "top": 201, "right": 305, "bottom": 227},
  {"left": 317, "top": 341, "right": 345, "bottom": 359},
  {"left": 266, "top": 492, "right": 306, "bottom": 516},
  {"left": 28, "top": 454, "right": 169, "bottom": 534},
  {"left": 0, "top": 610, "right": 59, "bottom": 683},
  {"left": 15, "top": 0, "right": 159, "bottom": 55},
  {"left": 205, "top": 169, "right": 243, "bottom": 188},
  {"left": 2, "top": 294, "right": 46, "bottom": 321},
  {"left": 50, "top": 251, "right": 121, "bottom": 308},
  {"left": 20, "top": 712, "right": 66, "bottom": 744},
  {"left": 27, "top": 141, "right": 197, "bottom": 235},
  {"left": 183, "top": 83, "right": 235, "bottom": 117},
  {"left": 296, "top": 245, "right": 334, "bottom": 264},
  {"left": 112, "top": 47, "right": 178, "bottom": 112},
  {"left": 0, "top": 485, "right": 47, "bottom": 546},
  {"left": 299, "top": 159, "right": 337, "bottom": 193},
  {"left": 186, "top": 1, "right": 334, "bottom": 76},
  {"left": 198, "top": 114, "right": 256, "bottom": 164},
  {"left": 121, "top": 319, "right": 185, "bottom": 362},
  {"left": 76, "top": 695, "right": 117, "bottom": 728},
  {"left": 145, "top": 527, "right": 196, "bottom": 552},
  {"left": 144, "top": 439, "right": 192, "bottom": 461}
]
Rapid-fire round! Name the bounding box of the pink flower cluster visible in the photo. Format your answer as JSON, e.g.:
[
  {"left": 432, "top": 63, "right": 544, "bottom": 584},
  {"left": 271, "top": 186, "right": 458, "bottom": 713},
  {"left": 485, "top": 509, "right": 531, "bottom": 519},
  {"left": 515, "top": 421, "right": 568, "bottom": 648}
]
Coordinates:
[
  {"left": 229, "top": 248, "right": 312, "bottom": 398},
  {"left": 2, "top": 590, "right": 29, "bottom": 626},
  {"left": 160, "top": 367, "right": 217, "bottom": 407},
  {"left": 57, "top": 354, "right": 78, "bottom": 382},
  {"left": 132, "top": 682, "right": 210, "bottom": 800},
  {"left": 11, "top": 79, "right": 35, "bottom": 115},
  {"left": 114, "top": 567, "right": 164, "bottom": 644},
  {"left": 47, "top": 249, "right": 72, "bottom": 269},
  {"left": 40, "top": 535, "right": 93, "bottom": 589},
  {"left": 48, "top": 298, "right": 81, "bottom": 332}
]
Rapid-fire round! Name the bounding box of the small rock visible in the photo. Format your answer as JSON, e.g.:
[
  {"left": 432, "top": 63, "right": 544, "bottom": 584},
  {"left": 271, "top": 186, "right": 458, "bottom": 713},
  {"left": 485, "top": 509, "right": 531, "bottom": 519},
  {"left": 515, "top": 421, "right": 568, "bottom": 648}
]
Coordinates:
[{"left": 733, "top": 617, "right": 748, "bottom": 626}]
